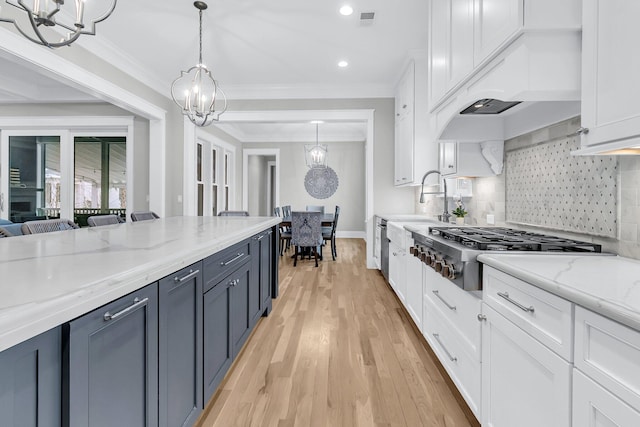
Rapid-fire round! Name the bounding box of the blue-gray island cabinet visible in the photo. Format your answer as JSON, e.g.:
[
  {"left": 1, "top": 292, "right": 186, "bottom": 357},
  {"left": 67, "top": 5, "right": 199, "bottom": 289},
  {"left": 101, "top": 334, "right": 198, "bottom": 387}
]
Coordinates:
[{"left": 0, "top": 216, "right": 280, "bottom": 427}]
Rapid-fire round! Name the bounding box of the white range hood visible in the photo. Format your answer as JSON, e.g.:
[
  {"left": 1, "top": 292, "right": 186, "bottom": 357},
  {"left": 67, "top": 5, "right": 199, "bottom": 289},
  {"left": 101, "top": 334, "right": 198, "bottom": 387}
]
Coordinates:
[{"left": 431, "top": 30, "right": 582, "bottom": 143}]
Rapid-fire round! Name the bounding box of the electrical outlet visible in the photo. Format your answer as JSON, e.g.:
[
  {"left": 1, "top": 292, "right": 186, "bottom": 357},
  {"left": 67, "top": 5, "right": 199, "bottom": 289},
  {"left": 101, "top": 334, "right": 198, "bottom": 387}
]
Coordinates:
[{"left": 487, "top": 214, "right": 495, "bottom": 225}]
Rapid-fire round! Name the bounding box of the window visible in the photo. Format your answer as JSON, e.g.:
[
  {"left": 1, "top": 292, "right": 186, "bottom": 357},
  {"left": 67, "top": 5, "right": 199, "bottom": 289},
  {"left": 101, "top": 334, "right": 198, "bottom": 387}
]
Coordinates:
[
  {"left": 74, "top": 137, "right": 126, "bottom": 221},
  {"left": 193, "top": 134, "right": 233, "bottom": 216},
  {"left": 6, "top": 135, "right": 60, "bottom": 222}
]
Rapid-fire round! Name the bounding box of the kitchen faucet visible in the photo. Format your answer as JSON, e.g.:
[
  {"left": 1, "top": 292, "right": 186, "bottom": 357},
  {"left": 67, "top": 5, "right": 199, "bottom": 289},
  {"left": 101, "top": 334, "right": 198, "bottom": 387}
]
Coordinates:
[{"left": 419, "top": 170, "right": 451, "bottom": 223}]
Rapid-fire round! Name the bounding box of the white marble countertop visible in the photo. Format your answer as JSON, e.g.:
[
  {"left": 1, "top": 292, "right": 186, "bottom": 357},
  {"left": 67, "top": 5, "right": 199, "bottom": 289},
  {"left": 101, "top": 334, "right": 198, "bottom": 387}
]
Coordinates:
[
  {"left": 478, "top": 253, "right": 640, "bottom": 331},
  {"left": 0, "top": 216, "right": 280, "bottom": 352},
  {"left": 376, "top": 213, "right": 441, "bottom": 222}
]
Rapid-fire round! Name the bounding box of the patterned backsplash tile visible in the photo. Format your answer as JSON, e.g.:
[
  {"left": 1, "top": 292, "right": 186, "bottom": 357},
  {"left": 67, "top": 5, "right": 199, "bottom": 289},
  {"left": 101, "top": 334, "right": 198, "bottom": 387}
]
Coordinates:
[{"left": 506, "top": 136, "right": 618, "bottom": 237}]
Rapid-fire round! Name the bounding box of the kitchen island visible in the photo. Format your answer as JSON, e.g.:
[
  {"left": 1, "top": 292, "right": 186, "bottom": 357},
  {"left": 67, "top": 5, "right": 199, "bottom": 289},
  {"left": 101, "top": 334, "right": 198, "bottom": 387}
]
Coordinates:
[{"left": 0, "top": 216, "right": 280, "bottom": 427}]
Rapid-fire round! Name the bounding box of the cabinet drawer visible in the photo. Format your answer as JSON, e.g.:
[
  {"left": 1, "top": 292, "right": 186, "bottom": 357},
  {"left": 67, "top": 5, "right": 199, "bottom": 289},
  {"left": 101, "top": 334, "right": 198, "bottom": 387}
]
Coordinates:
[
  {"left": 424, "top": 297, "right": 481, "bottom": 419},
  {"left": 575, "top": 306, "right": 640, "bottom": 410},
  {"left": 424, "top": 267, "right": 482, "bottom": 359},
  {"left": 483, "top": 266, "right": 573, "bottom": 361},
  {"left": 203, "top": 239, "right": 251, "bottom": 291},
  {"left": 573, "top": 369, "right": 640, "bottom": 427}
]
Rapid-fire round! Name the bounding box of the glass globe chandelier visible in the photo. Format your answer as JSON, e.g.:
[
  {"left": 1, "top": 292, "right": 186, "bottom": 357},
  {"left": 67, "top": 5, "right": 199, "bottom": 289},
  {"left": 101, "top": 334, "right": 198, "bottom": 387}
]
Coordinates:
[
  {"left": 0, "top": 0, "right": 117, "bottom": 48},
  {"left": 305, "top": 122, "right": 328, "bottom": 169},
  {"left": 171, "top": 1, "right": 227, "bottom": 127}
]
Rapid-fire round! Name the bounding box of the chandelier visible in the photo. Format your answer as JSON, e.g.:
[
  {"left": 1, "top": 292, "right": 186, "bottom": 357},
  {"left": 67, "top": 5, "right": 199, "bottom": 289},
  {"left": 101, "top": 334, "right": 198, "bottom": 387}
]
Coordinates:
[
  {"left": 0, "top": 0, "right": 117, "bottom": 48},
  {"left": 171, "top": 1, "right": 227, "bottom": 127},
  {"left": 305, "top": 122, "right": 328, "bottom": 169}
]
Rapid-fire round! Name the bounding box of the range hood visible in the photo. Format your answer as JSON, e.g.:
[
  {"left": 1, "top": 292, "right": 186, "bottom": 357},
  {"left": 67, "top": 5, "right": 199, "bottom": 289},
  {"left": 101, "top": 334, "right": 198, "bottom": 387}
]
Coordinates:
[{"left": 431, "top": 31, "right": 582, "bottom": 143}]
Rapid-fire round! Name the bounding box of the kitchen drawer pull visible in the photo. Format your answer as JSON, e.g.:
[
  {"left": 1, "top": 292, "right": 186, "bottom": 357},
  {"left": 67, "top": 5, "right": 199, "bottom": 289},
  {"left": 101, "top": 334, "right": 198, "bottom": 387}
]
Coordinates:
[
  {"left": 432, "top": 290, "right": 456, "bottom": 311},
  {"left": 174, "top": 269, "right": 200, "bottom": 283},
  {"left": 497, "top": 291, "right": 535, "bottom": 313},
  {"left": 432, "top": 333, "right": 457, "bottom": 362},
  {"left": 104, "top": 297, "right": 149, "bottom": 321},
  {"left": 220, "top": 252, "right": 245, "bottom": 267}
]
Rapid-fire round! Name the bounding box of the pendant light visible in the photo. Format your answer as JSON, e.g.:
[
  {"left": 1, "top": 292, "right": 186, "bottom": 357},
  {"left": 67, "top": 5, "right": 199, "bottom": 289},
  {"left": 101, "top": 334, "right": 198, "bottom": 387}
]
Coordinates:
[
  {"left": 0, "top": 0, "right": 117, "bottom": 48},
  {"left": 305, "top": 122, "right": 328, "bottom": 169},
  {"left": 171, "top": 1, "right": 227, "bottom": 127}
]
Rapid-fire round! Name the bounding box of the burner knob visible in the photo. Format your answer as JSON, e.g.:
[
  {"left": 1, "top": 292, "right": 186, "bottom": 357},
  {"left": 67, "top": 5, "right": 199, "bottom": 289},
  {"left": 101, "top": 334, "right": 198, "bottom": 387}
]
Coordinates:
[
  {"left": 410, "top": 246, "right": 416, "bottom": 256},
  {"left": 422, "top": 251, "right": 432, "bottom": 265},
  {"left": 430, "top": 253, "right": 439, "bottom": 269},
  {"left": 442, "top": 263, "right": 457, "bottom": 280},
  {"left": 434, "top": 259, "right": 444, "bottom": 273}
]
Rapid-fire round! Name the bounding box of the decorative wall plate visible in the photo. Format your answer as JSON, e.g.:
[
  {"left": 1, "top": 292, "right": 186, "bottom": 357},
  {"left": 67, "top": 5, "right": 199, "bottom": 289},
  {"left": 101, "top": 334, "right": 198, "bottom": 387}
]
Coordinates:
[{"left": 304, "top": 166, "right": 339, "bottom": 199}]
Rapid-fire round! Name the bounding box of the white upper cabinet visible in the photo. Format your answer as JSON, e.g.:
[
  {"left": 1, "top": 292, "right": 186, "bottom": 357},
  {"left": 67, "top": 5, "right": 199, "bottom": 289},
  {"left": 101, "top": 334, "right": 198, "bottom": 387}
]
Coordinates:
[
  {"left": 394, "top": 53, "right": 439, "bottom": 187},
  {"left": 440, "top": 141, "right": 504, "bottom": 177},
  {"left": 577, "top": 0, "right": 640, "bottom": 154},
  {"left": 473, "top": 0, "right": 523, "bottom": 65}
]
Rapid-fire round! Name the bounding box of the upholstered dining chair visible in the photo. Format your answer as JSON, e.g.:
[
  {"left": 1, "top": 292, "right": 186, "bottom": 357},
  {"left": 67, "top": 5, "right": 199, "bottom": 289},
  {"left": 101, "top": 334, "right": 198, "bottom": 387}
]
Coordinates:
[
  {"left": 218, "top": 210, "right": 250, "bottom": 216},
  {"left": 130, "top": 211, "right": 160, "bottom": 222},
  {"left": 273, "top": 207, "right": 281, "bottom": 217},
  {"left": 282, "top": 205, "right": 292, "bottom": 218},
  {"left": 290, "top": 211, "right": 323, "bottom": 267},
  {"left": 322, "top": 205, "right": 340, "bottom": 260},
  {"left": 305, "top": 205, "right": 325, "bottom": 213},
  {"left": 21, "top": 218, "right": 79, "bottom": 234},
  {"left": 0, "top": 227, "right": 11, "bottom": 238},
  {"left": 87, "top": 214, "right": 123, "bottom": 227}
]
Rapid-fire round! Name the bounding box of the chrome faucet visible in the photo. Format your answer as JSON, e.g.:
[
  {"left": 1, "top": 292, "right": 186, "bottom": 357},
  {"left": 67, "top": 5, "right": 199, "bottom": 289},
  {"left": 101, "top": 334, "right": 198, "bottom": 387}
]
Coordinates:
[{"left": 419, "top": 169, "right": 451, "bottom": 223}]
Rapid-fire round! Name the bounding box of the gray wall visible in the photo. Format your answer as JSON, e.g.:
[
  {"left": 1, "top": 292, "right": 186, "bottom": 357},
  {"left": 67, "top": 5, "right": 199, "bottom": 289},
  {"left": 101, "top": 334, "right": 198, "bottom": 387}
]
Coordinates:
[{"left": 247, "top": 155, "right": 273, "bottom": 216}]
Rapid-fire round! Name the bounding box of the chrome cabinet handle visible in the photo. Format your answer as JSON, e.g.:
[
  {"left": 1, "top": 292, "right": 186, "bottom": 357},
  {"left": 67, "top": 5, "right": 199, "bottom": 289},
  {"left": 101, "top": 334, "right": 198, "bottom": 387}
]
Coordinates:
[
  {"left": 432, "top": 290, "right": 456, "bottom": 311},
  {"left": 221, "top": 253, "right": 245, "bottom": 267},
  {"left": 568, "top": 127, "right": 589, "bottom": 137},
  {"left": 432, "top": 333, "right": 457, "bottom": 362},
  {"left": 104, "top": 297, "right": 149, "bottom": 321},
  {"left": 477, "top": 314, "right": 487, "bottom": 322},
  {"left": 497, "top": 291, "right": 535, "bottom": 313},
  {"left": 174, "top": 269, "right": 200, "bottom": 283},
  {"left": 229, "top": 278, "right": 239, "bottom": 287}
]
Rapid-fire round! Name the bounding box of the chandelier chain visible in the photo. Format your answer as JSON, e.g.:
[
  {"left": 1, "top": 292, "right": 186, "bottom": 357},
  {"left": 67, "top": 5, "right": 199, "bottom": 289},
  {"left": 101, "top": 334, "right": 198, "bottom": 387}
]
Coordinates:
[{"left": 199, "top": 8, "right": 204, "bottom": 65}]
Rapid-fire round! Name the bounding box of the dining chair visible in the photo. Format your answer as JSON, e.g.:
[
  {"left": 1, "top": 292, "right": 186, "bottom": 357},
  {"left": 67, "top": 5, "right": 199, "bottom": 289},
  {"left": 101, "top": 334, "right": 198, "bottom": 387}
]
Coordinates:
[
  {"left": 273, "top": 207, "right": 281, "bottom": 217},
  {"left": 305, "top": 205, "right": 325, "bottom": 213},
  {"left": 282, "top": 205, "right": 292, "bottom": 218},
  {"left": 322, "top": 206, "right": 340, "bottom": 260},
  {"left": 21, "top": 218, "right": 80, "bottom": 234},
  {"left": 0, "top": 227, "right": 11, "bottom": 238},
  {"left": 218, "top": 210, "right": 250, "bottom": 216},
  {"left": 87, "top": 214, "right": 123, "bottom": 227},
  {"left": 290, "top": 211, "right": 323, "bottom": 267},
  {"left": 130, "top": 211, "right": 160, "bottom": 222}
]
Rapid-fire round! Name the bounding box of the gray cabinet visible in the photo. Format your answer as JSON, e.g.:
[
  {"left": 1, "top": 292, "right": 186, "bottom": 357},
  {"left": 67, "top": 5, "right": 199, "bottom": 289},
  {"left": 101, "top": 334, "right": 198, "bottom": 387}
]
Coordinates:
[
  {"left": 159, "top": 263, "right": 203, "bottom": 427},
  {"left": 203, "top": 272, "right": 233, "bottom": 402},
  {"left": 63, "top": 284, "right": 159, "bottom": 427},
  {"left": 230, "top": 260, "right": 254, "bottom": 358},
  {"left": 255, "top": 229, "right": 274, "bottom": 317},
  {"left": 0, "top": 327, "right": 61, "bottom": 427}
]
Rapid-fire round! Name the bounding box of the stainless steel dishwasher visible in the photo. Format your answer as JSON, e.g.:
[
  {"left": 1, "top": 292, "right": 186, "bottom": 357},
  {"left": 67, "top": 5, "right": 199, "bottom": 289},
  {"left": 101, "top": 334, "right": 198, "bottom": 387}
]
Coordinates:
[{"left": 379, "top": 218, "right": 389, "bottom": 280}]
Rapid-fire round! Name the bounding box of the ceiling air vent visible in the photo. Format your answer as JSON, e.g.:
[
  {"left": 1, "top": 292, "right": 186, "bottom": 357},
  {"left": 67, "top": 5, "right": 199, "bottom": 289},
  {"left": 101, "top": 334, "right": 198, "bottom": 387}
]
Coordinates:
[{"left": 360, "top": 12, "right": 375, "bottom": 25}]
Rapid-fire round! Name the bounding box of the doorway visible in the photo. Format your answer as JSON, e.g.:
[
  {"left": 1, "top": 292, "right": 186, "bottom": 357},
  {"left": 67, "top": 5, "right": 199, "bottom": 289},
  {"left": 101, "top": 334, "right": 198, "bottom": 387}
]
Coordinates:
[{"left": 242, "top": 149, "right": 280, "bottom": 216}]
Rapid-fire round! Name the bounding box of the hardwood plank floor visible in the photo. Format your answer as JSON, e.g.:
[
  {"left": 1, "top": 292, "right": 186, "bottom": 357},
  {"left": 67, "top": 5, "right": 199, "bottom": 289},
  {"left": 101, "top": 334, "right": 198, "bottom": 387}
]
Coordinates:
[{"left": 197, "top": 239, "right": 475, "bottom": 427}]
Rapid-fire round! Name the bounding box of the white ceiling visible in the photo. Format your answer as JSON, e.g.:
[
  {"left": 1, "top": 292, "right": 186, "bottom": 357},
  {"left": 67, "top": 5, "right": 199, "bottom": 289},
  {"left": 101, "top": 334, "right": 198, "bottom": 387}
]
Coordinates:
[{"left": 0, "top": 0, "right": 427, "bottom": 141}]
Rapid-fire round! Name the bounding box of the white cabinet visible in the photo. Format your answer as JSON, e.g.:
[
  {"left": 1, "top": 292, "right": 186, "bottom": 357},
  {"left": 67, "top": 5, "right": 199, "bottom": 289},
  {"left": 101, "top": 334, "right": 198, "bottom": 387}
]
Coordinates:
[
  {"left": 439, "top": 141, "right": 503, "bottom": 177},
  {"left": 574, "top": 307, "right": 640, "bottom": 418},
  {"left": 394, "top": 54, "right": 439, "bottom": 187},
  {"left": 578, "top": 0, "right": 640, "bottom": 153},
  {"left": 481, "top": 303, "right": 572, "bottom": 427},
  {"left": 422, "top": 264, "right": 483, "bottom": 418},
  {"left": 405, "top": 236, "right": 423, "bottom": 329},
  {"left": 473, "top": 0, "right": 523, "bottom": 65},
  {"left": 481, "top": 265, "right": 573, "bottom": 427},
  {"left": 388, "top": 240, "right": 406, "bottom": 302},
  {"left": 573, "top": 369, "right": 640, "bottom": 427}
]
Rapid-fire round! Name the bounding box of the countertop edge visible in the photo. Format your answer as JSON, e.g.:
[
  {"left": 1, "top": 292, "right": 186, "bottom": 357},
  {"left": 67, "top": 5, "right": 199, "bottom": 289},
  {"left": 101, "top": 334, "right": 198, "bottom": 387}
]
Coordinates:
[{"left": 478, "top": 254, "right": 640, "bottom": 332}]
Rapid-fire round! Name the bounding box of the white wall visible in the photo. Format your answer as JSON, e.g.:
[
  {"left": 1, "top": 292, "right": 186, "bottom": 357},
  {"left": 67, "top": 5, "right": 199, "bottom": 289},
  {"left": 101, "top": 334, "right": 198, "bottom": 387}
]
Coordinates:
[{"left": 247, "top": 155, "right": 273, "bottom": 216}]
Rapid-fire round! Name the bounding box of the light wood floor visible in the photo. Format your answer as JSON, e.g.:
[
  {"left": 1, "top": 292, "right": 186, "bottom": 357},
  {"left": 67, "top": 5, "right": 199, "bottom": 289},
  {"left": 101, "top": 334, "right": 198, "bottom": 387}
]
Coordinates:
[{"left": 197, "top": 239, "right": 476, "bottom": 427}]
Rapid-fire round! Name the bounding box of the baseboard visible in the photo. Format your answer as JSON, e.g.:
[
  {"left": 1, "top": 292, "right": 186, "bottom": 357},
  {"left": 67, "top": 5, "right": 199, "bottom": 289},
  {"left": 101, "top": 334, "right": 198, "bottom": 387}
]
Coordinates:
[{"left": 336, "top": 231, "right": 366, "bottom": 239}]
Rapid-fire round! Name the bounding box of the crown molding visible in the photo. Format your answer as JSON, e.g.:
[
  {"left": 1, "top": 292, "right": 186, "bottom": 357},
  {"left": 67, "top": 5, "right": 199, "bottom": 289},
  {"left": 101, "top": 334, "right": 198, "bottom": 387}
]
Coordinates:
[{"left": 223, "top": 83, "right": 395, "bottom": 100}]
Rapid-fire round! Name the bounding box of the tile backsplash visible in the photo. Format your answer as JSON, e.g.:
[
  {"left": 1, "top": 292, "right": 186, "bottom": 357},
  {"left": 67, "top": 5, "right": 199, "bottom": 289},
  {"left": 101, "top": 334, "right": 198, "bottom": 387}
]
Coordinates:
[{"left": 415, "top": 116, "right": 640, "bottom": 259}]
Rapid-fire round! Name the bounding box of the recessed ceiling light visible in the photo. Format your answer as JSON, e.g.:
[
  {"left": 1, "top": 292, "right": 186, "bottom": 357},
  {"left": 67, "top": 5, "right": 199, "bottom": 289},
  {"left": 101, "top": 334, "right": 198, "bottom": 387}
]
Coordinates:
[
  {"left": 310, "top": 120, "right": 325, "bottom": 124},
  {"left": 338, "top": 60, "right": 349, "bottom": 68},
  {"left": 340, "top": 5, "right": 354, "bottom": 16}
]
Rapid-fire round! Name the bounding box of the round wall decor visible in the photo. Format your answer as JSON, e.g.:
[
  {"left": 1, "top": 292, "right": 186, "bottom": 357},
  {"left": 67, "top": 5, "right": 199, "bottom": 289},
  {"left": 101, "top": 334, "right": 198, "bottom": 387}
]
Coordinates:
[{"left": 304, "top": 166, "right": 339, "bottom": 199}]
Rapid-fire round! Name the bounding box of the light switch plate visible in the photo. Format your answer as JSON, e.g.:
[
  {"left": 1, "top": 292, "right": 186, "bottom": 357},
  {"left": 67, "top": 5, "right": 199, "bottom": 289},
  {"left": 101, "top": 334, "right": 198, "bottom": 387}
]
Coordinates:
[{"left": 487, "top": 214, "right": 495, "bottom": 225}]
